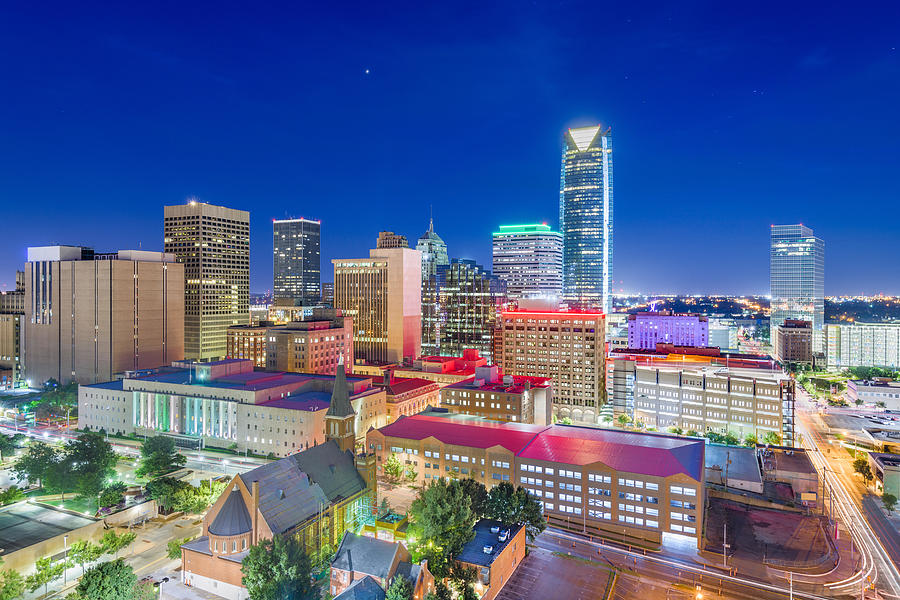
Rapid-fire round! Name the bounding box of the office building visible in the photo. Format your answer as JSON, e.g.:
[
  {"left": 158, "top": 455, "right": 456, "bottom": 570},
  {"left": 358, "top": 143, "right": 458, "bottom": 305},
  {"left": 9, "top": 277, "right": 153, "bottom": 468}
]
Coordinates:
[
  {"left": 416, "top": 218, "right": 449, "bottom": 281},
  {"left": 353, "top": 349, "right": 489, "bottom": 387},
  {"left": 418, "top": 219, "right": 450, "bottom": 358},
  {"left": 376, "top": 231, "right": 408, "bottom": 249},
  {"left": 265, "top": 310, "right": 354, "bottom": 375},
  {"left": 772, "top": 319, "right": 813, "bottom": 366},
  {"left": 321, "top": 282, "right": 335, "bottom": 306},
  {"left": 441, "top": 365, "right": 553, "bottom": 425},
  {"left": 633, "top": 363, "right": 795, "bottom": 446},
  {"left": 708, "top": 318, "right": 739, "bottom": 351},
  {"left": 273, "top": 218, "right": 320, "bottom": 306},
  {"left": 560, "top": 125, "right": 613, "bottom": 312},
  {"left": 496, "top": 307, "right": 605, "bottom": 423},
  {"left": 0, "top": 271, "right": 25, "bottom": 386},
  {"left": 770, "top": 224, "right": 824, "bottom": 352},
  {"left": 333, "top": 245, "right": 421, "bottom": 365},
  {"left": 369, "top": 370, "right": 441, "bottom": 423},
  {"left": 627, "top": 312, "right": 708, "bottom": 350},
  {"left": 368, "top": 415, "right": 705, "bottom": 548},
  {"left": 24, "top": 246, "right": 184, "bottom": 385},
  {"left": 422, "top": 259, "right": 505, "bottom": 362},
  {"left": 492, "top": 224, "right": 563, "bottom": 301},
  {"left": 181, "top": 441, "right": 376, "bottom": 600},
  {"left": 826, "top": 322, "right": 900, "bottom": 370},
  {"left": 847, "top": 379, "right": 900, "bottom": 410},
  {"left": 164, "top": 201, "right": 250, "bottom": 361},
  {"left": 78, "top": 358, "right": 387, "bottom": 455},
  {"left": 226, "top": 322, "right": 271, "bottom": 368}
]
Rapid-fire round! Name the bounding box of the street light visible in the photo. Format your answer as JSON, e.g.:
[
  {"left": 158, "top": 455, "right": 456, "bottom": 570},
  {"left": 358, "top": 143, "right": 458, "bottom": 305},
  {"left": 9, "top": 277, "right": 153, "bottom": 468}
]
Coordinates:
[
  {"left": 158, "top": 576, "right": 169, "bottom": 600},
  {"left": 63, "top": 535, "right": 68, "bottom": 585}
]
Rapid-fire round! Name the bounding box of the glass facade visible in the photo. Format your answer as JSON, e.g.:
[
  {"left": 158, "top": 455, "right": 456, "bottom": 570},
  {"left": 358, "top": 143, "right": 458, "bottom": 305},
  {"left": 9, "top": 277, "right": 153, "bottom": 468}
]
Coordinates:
[
  {"left": 421, "top": 259, "right": 505, "bottom": 361},
  {"left": 492, "top": 224, "right": 563, "bottom": 301},
  {"left": 560, "top": 125, "right": 613, "bottom": 312},
  {"left": 273, "top": 218, "right": 321, "bottom": 306},
  {"left": 770, "top": 224, "right": 824, "bottom": 352}
]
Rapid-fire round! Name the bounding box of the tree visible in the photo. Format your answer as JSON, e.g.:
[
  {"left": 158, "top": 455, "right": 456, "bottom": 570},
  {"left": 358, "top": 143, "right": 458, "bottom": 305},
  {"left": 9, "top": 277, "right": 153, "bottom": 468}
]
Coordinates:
[
  {"left": 0, "top": 487, "right": 24, "bottom": 506},
  {"left": 484, "top": 482, "right": 546, "bottom": 541},
  {"left": 101, "top": 530, "right": 137, "bottom": 558},
  {"left": 404, "top": 465, "right": 418, "bottom": 483},
  {"left": 424, "top": 582, "right": 452, "bottom": 600},
  {"left": 67, "top": 433, "right": 118, "bottom": 500},
  {"left": 705, "top": 431, "right": 724, "bottom": 444},
  {"left": 13, "top": 441, "right": 61, "bottom": 488},
  {"left": 135, "top": 436, "right": 186, "bottom": 479},
  {"left": 853, "top": 457, "right": 874, "bottom": 486},
  {"left": 383, "top": 453, "right": 404, "bottom": 481},
  {"left": 26, "top": 556, "right": 67, "bottom": 597},
  {"left": 883, "top": 493, "right": 898, "bottom": 514},
  {"left": 667, "top": 426, "right": 683, "bottom": 435},
  {"left": 146, "top": 476, "right": 189, "bottom": 512},
  {"left": 558, "top": 417, "right": 573, "bottom": 426},
  {"left": 762, "top": 431, "right": 782, "bottom": 446},
  {"left": 456, "top": 478, "right": 488, "bottom": 517},
  {"left": 685, "top": 430, "right": 701, "bottom": 437},
  {"left": 311, "top": 541, "right": 335, "bottom": 574},
  {"left": 76, "top": 559, "right": 138, "bottom": 600},
  {"left": 0, "top": 570, "right": 24, "bottom": 600},
  {"left": 0, "top": 435, "right": 20, "bottom": 463},
  {"left": 167, "top": 537, "right": 194, "bottom": 560},
  {"left": 242, "top": 536, "right": 319, "bottom": 600},
  {"left": 616, "top": 414, "right": 631, "bottom": 427},
  {"left": 99, "top": 482, "right": 127, "bottom": 509},
  {"left": 743, "top": 433, "right": 758, "bottom": 447},
  {"left": 410, "top": 479, "right": 476, "bottom": 561},
  {"left": 386, "top": 576, "right": 414, "bottom": 600},
  {"left": 69, "top": 539, "right": 105, "bottom": 576}
]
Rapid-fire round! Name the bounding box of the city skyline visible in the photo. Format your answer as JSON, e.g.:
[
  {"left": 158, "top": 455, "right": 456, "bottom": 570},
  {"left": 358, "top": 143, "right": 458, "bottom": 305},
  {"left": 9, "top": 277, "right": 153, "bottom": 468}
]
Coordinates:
[{"left": 3, "top": 3, "right": 900, "bottom": 295}]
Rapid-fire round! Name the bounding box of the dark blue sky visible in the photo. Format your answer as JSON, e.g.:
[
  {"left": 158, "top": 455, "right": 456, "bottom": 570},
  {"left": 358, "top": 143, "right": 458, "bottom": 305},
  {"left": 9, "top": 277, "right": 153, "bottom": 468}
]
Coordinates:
[{"left": 2, "top": 1, "right": 898, "bottom": 295}]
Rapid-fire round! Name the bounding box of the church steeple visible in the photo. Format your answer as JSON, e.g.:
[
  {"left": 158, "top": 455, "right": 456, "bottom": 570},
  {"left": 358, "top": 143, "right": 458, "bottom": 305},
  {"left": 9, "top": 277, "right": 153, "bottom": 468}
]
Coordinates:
[{"left": 326, "top": 356, "right": 357, "bottom": 452}]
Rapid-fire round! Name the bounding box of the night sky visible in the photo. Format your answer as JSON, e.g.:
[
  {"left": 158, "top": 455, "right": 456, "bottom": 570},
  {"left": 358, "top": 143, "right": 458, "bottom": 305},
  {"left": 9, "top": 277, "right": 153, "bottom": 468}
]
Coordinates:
[{"left": 2, "top": 2, "right": 899, "bottom": 295}]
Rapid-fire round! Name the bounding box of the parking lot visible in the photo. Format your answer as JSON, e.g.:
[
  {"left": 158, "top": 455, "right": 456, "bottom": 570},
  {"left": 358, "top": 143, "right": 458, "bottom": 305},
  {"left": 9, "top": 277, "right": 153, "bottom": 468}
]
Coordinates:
[{"left": 495, "top": 546, "right": 613, "bottom": 600}]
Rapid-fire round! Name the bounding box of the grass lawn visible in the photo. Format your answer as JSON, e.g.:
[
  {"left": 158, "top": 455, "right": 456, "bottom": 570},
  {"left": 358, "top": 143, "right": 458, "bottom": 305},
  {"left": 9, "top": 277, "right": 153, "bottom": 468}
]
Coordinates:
[{"left": 43, "top": 496, "right": 97, "bottom": 515}]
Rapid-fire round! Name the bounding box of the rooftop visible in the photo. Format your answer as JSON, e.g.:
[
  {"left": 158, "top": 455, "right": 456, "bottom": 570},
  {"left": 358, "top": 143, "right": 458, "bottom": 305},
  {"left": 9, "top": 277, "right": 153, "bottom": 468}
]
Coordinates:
[
  {"left": 872, "top": 452, "right": 900, "bottom": 470},
  {"left": 446, "top": 373, "right": 552, "bottom": 395},
  {"left": 376, "top": 414, "right": 544, "bottom": 454},
  {"left": 0, "top": 503, "right": 95, "bottom": 556},
  {"left": 332, "top": 532, "right": 402, "bottom": 580},
  {"left": 759, "top": 447, "right": 817, "bottom": 475},
  {"left": 334, "top": 576, "right": 386, "bottom": 600},
  {"left": 704, "top": 444, "right": 762, "bottom": 485},
  {"left": 456, "top": 519, "right": 524, "bottom": 567}
]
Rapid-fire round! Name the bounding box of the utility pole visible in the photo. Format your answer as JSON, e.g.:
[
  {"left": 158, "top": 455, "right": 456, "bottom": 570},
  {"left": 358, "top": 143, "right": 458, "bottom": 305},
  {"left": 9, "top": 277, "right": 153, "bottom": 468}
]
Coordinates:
[
  {"left": 723, "top": 523, "right": 728, "bottom": 568},
  {"left": 789, "top": 571, "right": 793, "bottom": 600}
]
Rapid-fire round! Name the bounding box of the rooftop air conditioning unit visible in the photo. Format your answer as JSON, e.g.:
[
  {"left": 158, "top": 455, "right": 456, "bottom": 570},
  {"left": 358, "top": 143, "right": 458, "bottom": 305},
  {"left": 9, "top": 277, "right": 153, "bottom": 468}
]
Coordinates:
[{"left": 483, "top": 545, "right": 493, "bottom": 554}]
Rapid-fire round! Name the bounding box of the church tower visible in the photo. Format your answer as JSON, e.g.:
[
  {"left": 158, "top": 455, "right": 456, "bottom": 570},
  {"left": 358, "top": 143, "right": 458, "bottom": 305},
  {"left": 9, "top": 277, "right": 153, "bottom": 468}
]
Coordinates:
[{"left": 326, "top": 356, "right": 357, "bottom": 453}]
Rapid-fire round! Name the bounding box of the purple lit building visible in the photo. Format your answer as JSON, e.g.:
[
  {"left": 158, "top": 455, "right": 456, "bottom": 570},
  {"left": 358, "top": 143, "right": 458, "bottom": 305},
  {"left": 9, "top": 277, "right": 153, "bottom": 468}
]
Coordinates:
[{"left": 627, "top": 311, "right": 709, "bottom": 350}]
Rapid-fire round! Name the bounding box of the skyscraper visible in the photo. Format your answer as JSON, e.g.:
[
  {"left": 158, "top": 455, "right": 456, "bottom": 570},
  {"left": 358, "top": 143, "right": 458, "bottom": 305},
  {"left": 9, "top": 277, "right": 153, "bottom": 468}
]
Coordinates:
[
  {"left": 770, "top": 224, "right": 824, "bottom": 352},
  {"left": 492, "top": 223, "right": 563, "bottom": 301},
  {"left": 417, "top": 218, "right": 449, "bottom": 355},
  {"left": 559, "top": 124, "right": 613, "bottom": 312},
  {"left": 164, "top": 201, "right": 250, "bottom": 361},
  {"left": 273, "top": 218, "right": 321, "bottom": 306},
  {"left": 333, "top": 244, "right": 421, "bottom": 365},
  {"left": 415, "top": 218, "right": 449, "bottom": 281}
]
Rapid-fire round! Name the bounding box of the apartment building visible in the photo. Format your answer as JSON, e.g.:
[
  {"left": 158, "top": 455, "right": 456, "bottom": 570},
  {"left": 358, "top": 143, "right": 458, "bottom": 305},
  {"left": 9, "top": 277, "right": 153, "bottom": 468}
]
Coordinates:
[
  {"left": 633, "top": 365, "right": 795, "bottom": 446},
  {"left": 24, "top": 246, "right": 184, "bottom": 385},
  {"left": 496, "top": 308, "right": 606, "bottom": 424},
  {"left": 367, "top": 414, "right": 705, "bottom": 548},
  {"left": 78, "top": 358, "right": 386, "bottom": 456},
  {"left": 440, "top": 365, "right": 553, "bottom": 425},
  {"left": 772, "top": 319, "right": 813, "bottom": 366},
  {"left": 826, "top": 322, "right": 900, "bottom": 370}
]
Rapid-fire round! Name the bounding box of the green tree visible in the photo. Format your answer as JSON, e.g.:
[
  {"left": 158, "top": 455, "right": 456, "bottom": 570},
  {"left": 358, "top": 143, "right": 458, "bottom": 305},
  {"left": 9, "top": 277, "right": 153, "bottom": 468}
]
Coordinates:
[
  {"left": 685, "top": 430, "right": 701, "bottom": 437},
  {"left": 883, "top": 493, "right": 898, "bottom": 514},
  {"left": 69, "top": 539, "right": 105, "bottom": 576},
  {"left": 311, "top": 541, "right": 335, "bottom": 574},
  {"left": 705, "top": 431, "right": 724, "bottom": 444},
  {"left": 456, "top": 478, "right": 488, "bottom": 517},
  {"left": 13, "top": 441, "right": 61, "bottom": 488},
  {"left": 743, "top": 433, "right": 759, "bottom": 447},
  {"left": 404, "top": 465, "right": 418, "bottom": 483},
  {"left": 385, "top": 576, "right": 413, "bottom": 600},
  {"left": 723, "top": 431, "right": 740, "bottom": 446},
  {"left": 0, "top": 570, "right": 24, "bottom": 600},
  {"left": 242, "top": 536, "right": 319, "bottom": 600},
  {"left": 66, "top": 433, "right": 118, "bottom": 500},
  {"left": 616, "top": 414, "right": 631, "bottom": 427},
  {"left": 99, "top": 482, "right": 127, "bottom": 509},
  {"left": 100, "top": 530, "right": 137, "bottom": 558},
  {"left": 484, "top": 482, "right": 546, "bottom": 541},
  {"left": 762, "top": 431, "right": 782, "bottom": 446},
  {"left": 409, "top": 479, "right": 476, "bottom": 560},
  {"left": 0, "top": 487, "right": 24, "bottom": 506},
  {"left": 0, "top": 435, "right": 20, "bottom": 463},
  {"left": 75, "top": 558, "right": 138, "bottom": 600},
  {"left": 146, "top": 476, "right": 189, "bottom": 512},
  {"left": 135, "top": 436, "right": 186, "bottom": 479},
  {"left": 558, "top": 417, "right": 573, "bottom": 426},
  {"left": 424, "top": 582, "right": 452, "bottom": 600},
  {"left": 167, "top": 537, "right": 194, "bottom": 560},
  {"left": 26, "top": 556, "right": 66, "bottom": 597},
  {"left": 383, "top": 453, "right": 404, "bottom": 481},
  {"left": 853, "top": 457, "right": 874, "bottom": 486},
  {"left": 667, "top": 426, "right": 683, "bottom": 435}
]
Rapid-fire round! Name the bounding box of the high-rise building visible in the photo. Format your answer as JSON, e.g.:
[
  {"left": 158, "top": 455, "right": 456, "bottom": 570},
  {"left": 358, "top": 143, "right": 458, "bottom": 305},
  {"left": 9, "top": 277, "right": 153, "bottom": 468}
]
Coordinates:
[
  {"left": 273, "top": 218, "right": 320, "bottom": 306},
  {"left": 265, "top": 310, "right": 354, "bottom": 374},
  {"left": 0, "top": 271, "right": 25, "bottom": 387},
  {"left": 375, "top": 231, "right": 408, "bottom": 249},
  {"left": 321, "top": 282, "right": 335, "bottom": 306},
  {"left": 417, "top": 219, "right": 450, "bottom": 356},
  {"left": 333, "top": 245, "right": 421, "bottom": 365},
  {"left": 770, "top": 224, "right": 824, "bottom": 352},
  {"left": 422, "top": 259, "right": 505, "bottom": 361},
  {"left": 416, "top": 218, "right": 449, "bottom": 281},
  {"left": 492, "top": 224, "right": 563, "bottom": 301},
  {"left": 440, "top": 365, "right": 553, "bottom": 425},
  {"left": 164, "top": 201, "right": 250, "bottom": 361},
  {"left": 627, "top": 312, "right": 709, "bottom": 350},
  {"left": 772, "top": 319, "right": 813, "bottom": 366},
  {"left": 497, "top": 306, "right": 606, "bottom": 423},
  {"left": 826, "top": 322, "right": 900, "bottom": 370},
  {"left": 24, "top": 246, "right": 184, "bottom": 385},
  {"left": 560, "top": 125, "right": 613, "bottom": 312}
]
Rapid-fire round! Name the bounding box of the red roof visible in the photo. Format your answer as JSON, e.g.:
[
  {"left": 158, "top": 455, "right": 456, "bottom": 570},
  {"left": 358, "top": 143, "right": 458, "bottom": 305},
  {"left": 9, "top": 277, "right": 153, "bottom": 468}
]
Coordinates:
[
  {"left": 518, "top": 425, "right": 704, "bottom": 480},
  {"left": 375, "top": 415, "right": 543, "bottom": 454}
]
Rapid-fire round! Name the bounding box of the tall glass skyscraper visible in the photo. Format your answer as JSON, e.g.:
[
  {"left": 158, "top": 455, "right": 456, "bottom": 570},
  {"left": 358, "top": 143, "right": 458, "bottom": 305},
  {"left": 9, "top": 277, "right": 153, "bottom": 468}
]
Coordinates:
[
  {"left": 492, "top": 224, "right": 563, "bottom": 301},
  {"left": 770, "top": 224, "right": 825, "bottom": 352},
  {"left": 273, "top": 218, "right": 321, "bottom": 306},
  {"left": 560, "top": 124, "right": 613, "bottom": 312}
]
